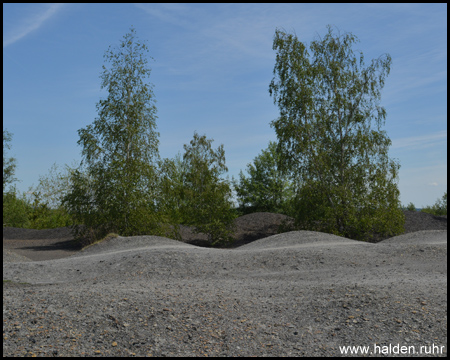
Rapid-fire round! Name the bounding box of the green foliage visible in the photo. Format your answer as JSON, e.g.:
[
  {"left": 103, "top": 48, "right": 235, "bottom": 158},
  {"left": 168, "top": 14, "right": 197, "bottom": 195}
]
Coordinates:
[
  {"left": 156, "top": 153, "right": 187, "bottom": 225},
  {"left": 2, "top": 160, "right": 73, "bottom": 229},
  {"left": 404, "top": 202, "right": 416, "bottom": 211},
  {"left": 3, "top": 130, "right": 29, "bottom": 228},
  {"left": 3, "top": 129, "right": 18, "bottom": 193},
  {"left": 2, "top": 131, "right": 69, "bottom": 229},
  {"left": 178, "top": 132, "right": 236, "bottom": 245},
  {"left": 16, "top": 162, "right": 75, "bottom": 229},
  {"left": 30, "top": 162, "right": 77, "bottom": 209},
  {"left": 63, "top": 27, "right": 162, "bottom": 244},
  {"left": 3, "top": 187, "right": 73, "bottom": 230},
  {"left": 233, "top": 141, "right": 295, "bottom": 215},
  {"left": 421, "top": 191, "right": 447, "bottom": 216},
  {"left": 269, "top": 26, "right": 404, "bottom": 241},
  {"left": 27, "top": 191, "right": 73, "bottom": 229},
  {"left": 3, "top": 187, "right": 31, "bottom": 228}
]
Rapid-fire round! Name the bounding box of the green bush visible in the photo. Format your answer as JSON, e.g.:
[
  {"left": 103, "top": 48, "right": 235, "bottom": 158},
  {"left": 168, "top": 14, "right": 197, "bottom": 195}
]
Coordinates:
[
  {"left": 233, "top": 141, "right": 295, "bottom": 216},
  {"left": 3, "top": 188, "right": 31, "bottom": 228},
  {"left": 3, "top": 187, "right": 74, "bottom": 230},
  {"left": 421, "top": 192, "right": 447, "bottom": 216},
  {"left": 405, "top": 202, "right": 416, "bottom": 211},
  {"left": 178, "top": 132, "right": 236, "bottom": 246}
]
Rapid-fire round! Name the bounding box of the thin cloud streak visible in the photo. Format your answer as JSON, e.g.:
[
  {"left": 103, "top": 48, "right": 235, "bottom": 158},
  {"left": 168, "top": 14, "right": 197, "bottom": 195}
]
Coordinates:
[
  {"left": 133, "top": 3, "right": 199, "bottom": 31},
  {"left": 3, "top": 4, "right": 446, "bottom": 208},
  {"left": 3, "top": 3, "right": 64, "bottom": 48},
  {"left": 391, "top": 130, "right": 447, "bottom": 150}
]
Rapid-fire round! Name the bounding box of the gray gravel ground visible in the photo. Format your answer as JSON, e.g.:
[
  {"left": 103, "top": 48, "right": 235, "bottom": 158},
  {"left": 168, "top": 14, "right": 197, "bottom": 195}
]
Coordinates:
[{"left": 3, "top": 230, "right": 447, "bottom": 357}]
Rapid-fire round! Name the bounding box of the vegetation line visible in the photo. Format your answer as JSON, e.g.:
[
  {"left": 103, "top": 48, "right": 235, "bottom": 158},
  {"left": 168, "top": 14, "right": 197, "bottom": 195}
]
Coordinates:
[{"left": 3, "top": 26, "right": 447, "bottom": 247}]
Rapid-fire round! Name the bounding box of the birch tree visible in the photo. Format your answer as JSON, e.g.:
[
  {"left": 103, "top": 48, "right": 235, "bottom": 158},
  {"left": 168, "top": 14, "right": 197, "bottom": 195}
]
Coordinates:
[
  {"left": 63, "top": 27, "right": 161, "bottom": 243},
  {"left": 269, "top": 26, "right": 404, "bottom": 241},
  {"left": 180, "top": 132, "right": 236, "bottom": 245}
]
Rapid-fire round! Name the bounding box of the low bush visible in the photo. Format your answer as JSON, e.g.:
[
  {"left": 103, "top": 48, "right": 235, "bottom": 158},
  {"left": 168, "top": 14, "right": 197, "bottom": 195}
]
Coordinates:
[
  {"left": 3, "top": 189, "right": 31, "bottom": 228},
  {"left": 421, "top": 192, "right": 447, "bottom": 216}
]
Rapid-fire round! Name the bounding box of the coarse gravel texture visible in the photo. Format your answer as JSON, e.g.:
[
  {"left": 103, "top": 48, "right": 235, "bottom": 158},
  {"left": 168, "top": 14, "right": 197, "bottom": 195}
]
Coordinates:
[{"left": 3, "top": 211, "right": 448, "bottom": 357}]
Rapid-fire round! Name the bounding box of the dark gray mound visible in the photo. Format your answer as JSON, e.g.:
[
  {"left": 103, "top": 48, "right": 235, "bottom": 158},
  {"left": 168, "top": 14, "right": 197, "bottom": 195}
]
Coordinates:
[
  {"left": 76, "top": 235, "right": 195, "bottom": 256},
  {"left": 2, "top": 226, "right": 72, "bottom": 240},
  {"left": 237, "top": 230, "right": 371, "bottom": 250},
  {"left": 3, "top": 229, "right": 446, "bottom": 285},
  {"left": 379, "top": 229, "right": 447, "bottom": 245},
  {"left": 402, "top": 210, "right": 447, "bottom": 233}
]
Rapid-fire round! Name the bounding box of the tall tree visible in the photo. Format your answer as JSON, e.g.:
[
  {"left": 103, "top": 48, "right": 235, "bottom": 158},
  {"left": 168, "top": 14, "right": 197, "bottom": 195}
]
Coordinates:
[
  {"left": 63, "top": 27, "right": 161, "bottom": 243},
  {"left": 234, "top": 141, "right": 295, "bottom": 215},
  {"left": 180, "top": 132, "right": 236, "bottom": 245},
  {"left": 269, "top": 26, "right": 404, "bottom": 241}
]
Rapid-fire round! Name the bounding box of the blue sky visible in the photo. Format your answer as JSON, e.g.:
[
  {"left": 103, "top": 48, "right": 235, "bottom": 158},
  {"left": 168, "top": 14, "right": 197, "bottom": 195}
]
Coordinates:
[{"left": 3, "top": 3, "right": 447, "bottom": 208}]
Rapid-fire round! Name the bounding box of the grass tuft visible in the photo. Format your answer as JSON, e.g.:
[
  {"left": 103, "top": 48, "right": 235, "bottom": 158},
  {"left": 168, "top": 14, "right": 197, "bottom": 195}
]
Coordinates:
[{"left": 81, "top": 232, "right": 119, "bottom": 251}]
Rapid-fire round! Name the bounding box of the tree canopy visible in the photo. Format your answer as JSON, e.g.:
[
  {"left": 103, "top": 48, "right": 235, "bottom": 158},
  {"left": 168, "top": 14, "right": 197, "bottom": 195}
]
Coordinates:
[
  {"left": 179, "top": 132, "right": 236, "bottom": 245},
  {"left": 269, "top": 26, "right": 404, "bottom": 241},
  {"left": 234, "top": 141, "right": 295, "bottom": 215},
  {"left": 63, "top": 27, "right": 161, "bottom": 243}
]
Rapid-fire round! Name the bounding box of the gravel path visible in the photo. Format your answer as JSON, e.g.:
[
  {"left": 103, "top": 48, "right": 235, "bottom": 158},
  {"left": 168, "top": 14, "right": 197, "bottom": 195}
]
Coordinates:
[{"left": 3, "top": 230, "right": 447, "bottom": 357}]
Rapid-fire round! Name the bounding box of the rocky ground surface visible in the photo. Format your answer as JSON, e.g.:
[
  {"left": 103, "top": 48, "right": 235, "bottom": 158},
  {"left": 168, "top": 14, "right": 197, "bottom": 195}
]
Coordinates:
[{"left": 3, "top": 211, "right": 448, "bottom": 357}]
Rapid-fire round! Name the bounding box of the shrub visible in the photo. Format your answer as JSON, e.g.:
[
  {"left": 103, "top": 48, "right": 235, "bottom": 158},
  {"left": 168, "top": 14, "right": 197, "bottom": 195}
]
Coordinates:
[
  {"left": 3, "top": 188, "right": 31, "bottom": 228},
  {"left": 405, "top": 202, "right": 416, "bottom": 211},
  {"left": 421, "top": 192, "right": 447, "bottom": 216}
]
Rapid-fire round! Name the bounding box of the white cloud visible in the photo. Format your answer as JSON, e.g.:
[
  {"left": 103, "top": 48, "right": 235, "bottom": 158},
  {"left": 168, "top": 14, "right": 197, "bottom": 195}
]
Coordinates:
[
  {"left": 428, "top": 182, "right": 439, "bottom": 186},
  {"left": 133, "top": 3, "right": 198, "bottom": 30},
  {"left": 3, "top": 3, "right": 65, "bottom": 48},
  {"left": 391, "top": 130, "right": 447, "bottom": 150}
]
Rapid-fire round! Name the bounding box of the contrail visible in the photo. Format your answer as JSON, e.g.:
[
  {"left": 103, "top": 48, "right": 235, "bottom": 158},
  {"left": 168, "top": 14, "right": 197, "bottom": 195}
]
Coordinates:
[{"left": 3, "top": 3, "right": 65, "bottom": 48}]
